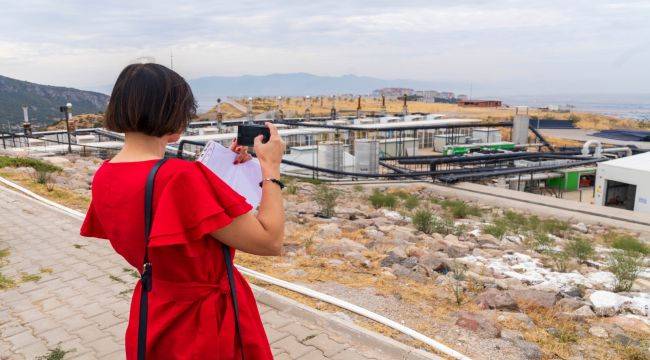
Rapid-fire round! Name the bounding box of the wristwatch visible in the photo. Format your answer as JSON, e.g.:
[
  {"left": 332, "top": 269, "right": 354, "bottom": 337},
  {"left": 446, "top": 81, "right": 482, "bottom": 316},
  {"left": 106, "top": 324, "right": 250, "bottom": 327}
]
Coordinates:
[{"left": 259, "top": 178, "right": 285, "bottom": 190}]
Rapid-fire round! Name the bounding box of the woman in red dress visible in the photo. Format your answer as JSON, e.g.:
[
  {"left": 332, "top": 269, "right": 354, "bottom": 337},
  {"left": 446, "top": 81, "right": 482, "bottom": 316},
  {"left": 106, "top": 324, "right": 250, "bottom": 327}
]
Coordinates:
[{"left": 80, "top": 63, "right": 286, "bottom": 359}]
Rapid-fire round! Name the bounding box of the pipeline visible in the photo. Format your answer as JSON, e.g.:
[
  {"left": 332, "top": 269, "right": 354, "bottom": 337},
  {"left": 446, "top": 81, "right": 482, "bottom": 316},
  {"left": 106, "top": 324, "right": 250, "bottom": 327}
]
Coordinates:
[{"left": 0, "top": 175, "right": 471, "bottom": 360}]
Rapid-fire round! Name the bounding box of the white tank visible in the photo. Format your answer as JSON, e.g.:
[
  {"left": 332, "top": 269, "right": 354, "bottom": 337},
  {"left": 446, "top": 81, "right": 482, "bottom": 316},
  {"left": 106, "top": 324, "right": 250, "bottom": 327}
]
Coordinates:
[
  {"left": 318, "top": 141, "right": 343, "bottom": 171},
  {"left": 354, "top": 139, "right": 379, "bottom": 173}
]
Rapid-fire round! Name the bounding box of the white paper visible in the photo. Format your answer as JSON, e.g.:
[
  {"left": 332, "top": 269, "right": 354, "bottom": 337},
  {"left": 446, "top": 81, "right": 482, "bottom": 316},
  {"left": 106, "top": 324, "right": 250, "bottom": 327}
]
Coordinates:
[{"left": 198, "top": 141, "right": 263, "bottom": 208}]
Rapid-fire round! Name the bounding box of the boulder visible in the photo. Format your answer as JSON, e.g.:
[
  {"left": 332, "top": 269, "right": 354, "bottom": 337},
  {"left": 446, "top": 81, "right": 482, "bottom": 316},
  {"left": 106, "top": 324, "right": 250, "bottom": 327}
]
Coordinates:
[
  {"left": 561, "top": 305, "right": 596, "bottom": 322},
  {"left": 314, "top": 223, "right": 342, "bottom": 239},
  {"left": 344, "top": 251, "right": 370, "bottom": 268},
  {"left": 454, "top": 311, "right": 501, "bottom": 338},
  {"left": 380, "top": 250, "right": 406, "bottom": 268},
  {"left": 313, "top": 238, "right": 365, "bottom": 256},
  {"left": 589, "top": 291, "right": 630, "bottom": 316},
  {"left": 419, "top": 254, "right": 452, "bottom": 274},
  {"left": 588, "top": 326, "right": 609, "bottom": 338},
  {"left": 390, "top": 264, "right": 428, "bottom": 283},
  {"left": 363, "top": 228, "right": 385, "bottom": 241},
  {"left": 556, "top": 297, "right": 587, "bottom": 311},
  {"left": 508, "top": 289, "right": 558, "bottom": 309},
  {"left": 604, "top": 315, "right": 650, "bottom": 336},
  {"left": 512, "top": 340, "right": 542, "bottom": 360},
  {"left": 572, "top": 222, "right": 589, "bottom": 233},
  {"left": 400, "top": 256, "right": 419, "bottom": 269},
  {"left": 475, "top": 288, "right": 519, "bottom": 311},
  {"left": 476, "top": 234, "right": 500, "bottom": 246},
  {"left": 497, "top": 311, "right": 535, "bottom": 329}
]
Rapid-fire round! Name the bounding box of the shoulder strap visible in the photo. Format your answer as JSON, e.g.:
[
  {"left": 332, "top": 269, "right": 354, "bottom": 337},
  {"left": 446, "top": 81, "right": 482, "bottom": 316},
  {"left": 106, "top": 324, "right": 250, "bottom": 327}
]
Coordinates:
[
  {"left": 138, "top": 158, "right": 167, "bottom": 360},
  {"left": 221, "top": 244, "right": 244, "bottom": 359}
]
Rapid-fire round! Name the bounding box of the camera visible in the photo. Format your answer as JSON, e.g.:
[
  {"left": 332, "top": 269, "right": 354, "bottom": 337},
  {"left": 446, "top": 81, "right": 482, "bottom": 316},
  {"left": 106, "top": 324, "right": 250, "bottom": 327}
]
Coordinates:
[{"left": 237, "top": 124, "right": 270, "bottom": 146}]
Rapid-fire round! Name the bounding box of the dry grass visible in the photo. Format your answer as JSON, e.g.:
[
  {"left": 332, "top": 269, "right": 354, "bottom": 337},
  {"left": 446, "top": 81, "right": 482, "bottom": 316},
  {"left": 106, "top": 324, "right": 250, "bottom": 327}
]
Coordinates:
[{"left": 0, "top": 169, "right": 90, "bottom": 211}]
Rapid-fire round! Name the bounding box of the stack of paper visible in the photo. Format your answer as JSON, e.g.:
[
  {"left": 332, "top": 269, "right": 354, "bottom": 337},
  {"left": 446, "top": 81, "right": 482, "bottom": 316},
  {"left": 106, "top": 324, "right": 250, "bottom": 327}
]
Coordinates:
[{"left": 198, "top": 141, "right": 263, "bottom": 208}]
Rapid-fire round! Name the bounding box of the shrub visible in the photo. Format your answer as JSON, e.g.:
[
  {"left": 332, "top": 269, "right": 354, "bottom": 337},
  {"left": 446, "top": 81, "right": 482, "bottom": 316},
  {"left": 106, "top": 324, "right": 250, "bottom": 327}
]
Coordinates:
[
  {"left": 609, "top": 233, "right": 649, "bottom": 255},
  {"left": 484, "top": 218, "right": 508, "bottom": 240},
  {"left": 441, "top": 199, "right": 482, "bottom": 219},
  {"left": 368, "top": 189, "right": 397, "bottom": 209},
  {"left": 285, "top": 182, "right": 298, "bottom": 195},
  {"left": 532, "top": 232, "right": 554, "bottom": 251},
  {"left": 450, "top": 261, "right": 467, "bottom": 306},
  {"left": 0, "top": 156, "right": 61, "bottom": 173},
  {"left": 609, "top": 250, "right": 643, "bottom": 292},
  {"left": 412, "top": 208, "right": 434, "bottom": 234},
  {"left": 352, "top": 184, "right": 363, "bottom": 192},
  {"left": 549, "top": 250, "right": 572, "bottom": 272},
  {"left": 314, "top": 184, "right": 340, "bottom": 218},
  {"left": 403, "top": 195, "right": 420, "bottom": 210},
  {"left": 565, "top": 237, "right": 595, "bottom": 263}
]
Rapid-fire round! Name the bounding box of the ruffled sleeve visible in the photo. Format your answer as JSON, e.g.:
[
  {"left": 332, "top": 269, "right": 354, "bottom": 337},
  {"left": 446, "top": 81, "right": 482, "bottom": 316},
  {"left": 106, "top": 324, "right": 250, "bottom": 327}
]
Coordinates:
[
  {"left": 80, "top": 201, "right": 108, "bottom": 239},
  {"left": 148, "top": 162, "right": 252, "bottom": 247}
]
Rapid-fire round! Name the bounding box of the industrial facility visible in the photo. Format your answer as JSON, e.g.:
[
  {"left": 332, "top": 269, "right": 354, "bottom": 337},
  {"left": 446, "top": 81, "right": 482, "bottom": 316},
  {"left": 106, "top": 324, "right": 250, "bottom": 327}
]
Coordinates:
[{"left": 1, "top": 98, "right": 647, "bottom": 213}]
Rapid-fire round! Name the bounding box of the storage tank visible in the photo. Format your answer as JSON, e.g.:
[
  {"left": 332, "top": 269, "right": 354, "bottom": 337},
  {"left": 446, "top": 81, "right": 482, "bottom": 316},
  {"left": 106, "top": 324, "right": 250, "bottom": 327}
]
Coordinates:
[
  {"left": 318, "top": 141, "right": 343, "bottom": 172},
  {"left": 354, "top": 139, "right": 379, "bottom": 173}
]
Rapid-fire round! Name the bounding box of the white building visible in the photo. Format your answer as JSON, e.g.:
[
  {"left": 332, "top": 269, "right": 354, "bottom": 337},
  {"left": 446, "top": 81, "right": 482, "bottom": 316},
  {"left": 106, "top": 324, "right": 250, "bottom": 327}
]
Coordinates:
[{"left": 594, "top": 152, "right": 650, "bottom": 213}]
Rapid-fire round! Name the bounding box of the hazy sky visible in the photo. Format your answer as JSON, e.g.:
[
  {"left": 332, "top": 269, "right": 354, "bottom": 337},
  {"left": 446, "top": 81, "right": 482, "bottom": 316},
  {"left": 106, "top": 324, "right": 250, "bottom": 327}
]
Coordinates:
[{"left": 1, "top": 0, "right": 649, "bottom": 96}]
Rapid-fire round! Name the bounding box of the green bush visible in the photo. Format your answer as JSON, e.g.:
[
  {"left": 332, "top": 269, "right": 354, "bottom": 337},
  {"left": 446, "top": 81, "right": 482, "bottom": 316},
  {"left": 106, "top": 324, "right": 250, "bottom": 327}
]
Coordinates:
[
  {"left": 403, "top": 195, "right": 420, "bottom": 210},
  {"left": 484, "top": 218, "right": 508, "bottom": 240},
  {"left": 565, "top": 237, "right": 595, "bottom": 263},
  {"left": 0, "top": 156, "right": 61, "bottom": 173},
  {"left": 412, "top": 208, "right": 434, "bottom": 234},
  {"left": 549, "top": 250, "right": 572, "bottom": 272},
  {"left": 285, "top": 182, "right": 298, "bottom": 195},
  {"left": 314, "top": 184, "right": 340, "bottom": 218},
  {"left": 609, "top": 250, "right": 643, "bottom": 292},
  {"left": 368, "top": 189, "right": 397, "bottom": 209},
  {"left": 609, "top": 233, "right": 649, "bottom": 255},
  {"left": 441, "top": 199, "right": 482, "bottom": 219}
]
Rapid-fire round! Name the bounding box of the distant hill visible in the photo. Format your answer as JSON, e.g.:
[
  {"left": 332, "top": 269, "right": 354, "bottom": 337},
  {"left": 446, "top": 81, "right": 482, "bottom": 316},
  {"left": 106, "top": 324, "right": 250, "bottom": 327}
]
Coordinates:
[
  {"left": 189, "top": 72, "right": 456, "bottom": 101},
  {"left": 0, "top": 75, "right": 109, "bottom": 127}
]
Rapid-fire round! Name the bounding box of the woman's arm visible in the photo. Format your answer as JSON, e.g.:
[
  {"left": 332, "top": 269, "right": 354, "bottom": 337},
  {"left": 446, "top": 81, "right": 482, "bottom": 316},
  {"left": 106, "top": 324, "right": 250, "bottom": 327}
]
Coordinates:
[{"left": 210, "top": 123, "right": 286, "bottom": 256}]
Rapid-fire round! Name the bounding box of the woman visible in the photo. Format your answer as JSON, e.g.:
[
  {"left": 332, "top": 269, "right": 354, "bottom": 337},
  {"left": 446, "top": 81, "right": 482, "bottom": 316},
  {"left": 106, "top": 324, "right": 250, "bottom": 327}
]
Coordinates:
[{"left": 80, "top": 63, "right": 285, "bottom": 359}]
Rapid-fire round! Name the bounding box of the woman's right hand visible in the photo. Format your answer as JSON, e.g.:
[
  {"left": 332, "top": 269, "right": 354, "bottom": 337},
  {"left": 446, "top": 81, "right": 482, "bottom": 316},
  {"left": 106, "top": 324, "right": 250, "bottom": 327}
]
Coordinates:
[{"left": 254, "top": 122, "right": 285, "bottom": 173}]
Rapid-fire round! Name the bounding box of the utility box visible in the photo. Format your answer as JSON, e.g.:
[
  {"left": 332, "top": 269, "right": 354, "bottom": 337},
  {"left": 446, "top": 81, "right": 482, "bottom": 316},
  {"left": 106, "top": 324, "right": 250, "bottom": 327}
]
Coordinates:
[
  {"left": 473, "top": 127, "right": 502, "bottom": 143},
  {"left": 594, "top": 152, "right": 650, "bottom": 213}
]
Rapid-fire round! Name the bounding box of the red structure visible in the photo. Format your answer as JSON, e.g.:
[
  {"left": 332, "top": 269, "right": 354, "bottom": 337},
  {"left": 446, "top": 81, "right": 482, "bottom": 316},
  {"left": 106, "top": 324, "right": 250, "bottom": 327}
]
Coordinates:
[{"left": 458, "top": 99, "right": 502, "bottom": 107}]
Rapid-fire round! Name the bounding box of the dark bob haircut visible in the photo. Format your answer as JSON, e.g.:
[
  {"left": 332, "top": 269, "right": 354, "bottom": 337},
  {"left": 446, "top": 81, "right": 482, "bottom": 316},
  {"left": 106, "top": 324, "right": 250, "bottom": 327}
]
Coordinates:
[{"left": 104, "top": 63, "right": 196, "bottom": 137}]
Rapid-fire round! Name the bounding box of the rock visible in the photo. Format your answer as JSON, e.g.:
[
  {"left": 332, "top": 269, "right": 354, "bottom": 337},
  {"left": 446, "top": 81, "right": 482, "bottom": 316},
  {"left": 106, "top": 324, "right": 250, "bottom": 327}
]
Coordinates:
[
  {"left": 314, "top": 223, "right": 342, "bottom": 239},
  {"left": 605, "top": 315, "right": 650, "bottom": 336},
  {"left": 344, "top": 251, "right": 370, "bottom": 268},
  {"left": 419, "top": 254, "right": 452, "bottom": 274},
  {"left": 443, "top": 234, "right": 459, "bottom": 242},
  {"left": 400, "top": 256, "right": 418, "bottom": 269},
  {"left": 562, "top": 306, "right": 596, "bottom": 321},
  {"left": 589, "top": 291, "right": 630, "bottom": 316},
  {"left": 508, "top": 289, "right": 558, "bottom": 309},
  {"left": 313, "top": 238, "right": 365, "bottom": 256},
  {"left": 512, "top": 340, "right": 542, "bottom": 360},
  {"left": 497, "top": 312, "right": 535, "bottom": 329},
  {"left": 503, "top": 235, "right": 523, "bottom": 245},
  {"left": 380, "top": 209, "right": 406, "bottom": 221},
  {"left": 572, "top": 222, "right": 589, "bottom": 233},
  {"left": 406, "top": 246, "right": 427, "bottom": 258},
  {"left": 556, "top": 297, "right": 587, "bottom": 311},
  {"left": 391, "top": 226, "right": 417, "bottom": 243},
  {"left": 588, "top": 326, "right": 609, "bottom": 338},
  {"left": 475, "top": 288, "right": 519, "bottom": 311},
  {"left": 441, "top": 238, "right": 471, "bottom": 258},
  {"left": 380, "top": 250, "right": 406, "bottom": 268},
  {"left": 500, "top": 329, "right": 524, "bottom": 342},
  {"left": 476, "top": 234, "right": 500, "bottom": 246},
  {"left": 364, "top": 228, "right": 385, "bottom": 240},
  {"left": 327, "top": 259, "right": 344, "bottom": 267},
  {"left": 390, "top": 264, "right": 427, "bottom": 283},
  {"left": 454, "top": 311, "right": 501, "bottom": 338}
]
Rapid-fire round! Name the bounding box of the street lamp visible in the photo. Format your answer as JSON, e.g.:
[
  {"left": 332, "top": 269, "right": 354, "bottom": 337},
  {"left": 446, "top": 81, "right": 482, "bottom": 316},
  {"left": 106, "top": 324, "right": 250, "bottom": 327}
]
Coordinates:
[{"left": 59, "top": 102, "right": 73, "bottom": 153}]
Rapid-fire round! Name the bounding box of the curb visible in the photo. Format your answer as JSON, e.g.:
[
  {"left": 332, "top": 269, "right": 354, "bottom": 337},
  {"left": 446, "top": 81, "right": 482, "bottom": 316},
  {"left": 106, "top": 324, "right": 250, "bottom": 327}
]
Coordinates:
[{"left": 251, "top": 284, "right": 443, "bottom": 360}]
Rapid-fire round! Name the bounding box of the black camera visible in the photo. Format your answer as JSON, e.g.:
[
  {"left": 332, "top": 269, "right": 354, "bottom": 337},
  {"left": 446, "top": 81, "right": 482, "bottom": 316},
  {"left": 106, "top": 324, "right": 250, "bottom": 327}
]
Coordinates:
[{"left": 237, "top": 124, "right": 270, "bottom": 146}]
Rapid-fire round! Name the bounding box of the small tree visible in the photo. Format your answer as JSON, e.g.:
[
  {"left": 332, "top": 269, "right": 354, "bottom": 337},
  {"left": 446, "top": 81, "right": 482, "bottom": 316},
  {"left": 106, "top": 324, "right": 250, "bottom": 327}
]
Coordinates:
[
  {"left": 609, "top": 250, "right": 643, "bottom": 292},
  {"left": 314, "top": 184, "right": 340, "bottom": 218}
]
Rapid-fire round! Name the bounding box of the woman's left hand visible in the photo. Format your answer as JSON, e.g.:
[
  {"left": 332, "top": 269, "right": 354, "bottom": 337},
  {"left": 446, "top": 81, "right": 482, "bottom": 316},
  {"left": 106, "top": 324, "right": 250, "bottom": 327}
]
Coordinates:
[{"left": 230, "top": 139, "right": 253, "bottom": 164}]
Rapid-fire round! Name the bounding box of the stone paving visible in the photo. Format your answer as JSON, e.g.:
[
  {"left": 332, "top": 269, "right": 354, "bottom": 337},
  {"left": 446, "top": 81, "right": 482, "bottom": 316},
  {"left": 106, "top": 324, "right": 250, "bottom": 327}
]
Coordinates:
[{"left": 0, "top": 186, "right": 408, "bottom": 359}]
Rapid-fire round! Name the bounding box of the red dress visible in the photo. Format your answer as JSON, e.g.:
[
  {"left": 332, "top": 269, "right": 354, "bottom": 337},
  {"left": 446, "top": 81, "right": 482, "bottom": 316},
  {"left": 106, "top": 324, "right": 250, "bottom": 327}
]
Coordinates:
[{"left": 80, "top": 158, "right": 273, "bottom": 360}]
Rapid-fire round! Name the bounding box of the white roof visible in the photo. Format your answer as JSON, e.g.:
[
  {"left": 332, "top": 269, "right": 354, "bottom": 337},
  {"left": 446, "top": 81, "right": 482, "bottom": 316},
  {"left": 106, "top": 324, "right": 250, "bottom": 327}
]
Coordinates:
[{"left": 599, "top": 151, "right": 650, "bottom": 171}]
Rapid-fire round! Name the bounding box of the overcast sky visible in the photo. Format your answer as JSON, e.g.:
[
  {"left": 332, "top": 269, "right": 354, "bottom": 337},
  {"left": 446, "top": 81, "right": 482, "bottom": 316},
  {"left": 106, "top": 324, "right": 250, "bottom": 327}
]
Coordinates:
[{"left": 1, "top": 0, "right": 649, "bottom": 96}]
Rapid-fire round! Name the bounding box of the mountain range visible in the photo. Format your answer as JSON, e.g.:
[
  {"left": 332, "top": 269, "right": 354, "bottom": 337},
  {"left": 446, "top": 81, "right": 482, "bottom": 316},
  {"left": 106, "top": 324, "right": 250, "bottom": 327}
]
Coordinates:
[{"left": 0, "top": 75, "right": 109, "bottom": 127}]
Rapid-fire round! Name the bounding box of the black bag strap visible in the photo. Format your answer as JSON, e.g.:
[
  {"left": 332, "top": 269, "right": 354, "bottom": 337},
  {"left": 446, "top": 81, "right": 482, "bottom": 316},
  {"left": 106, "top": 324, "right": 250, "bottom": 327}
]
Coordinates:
[
  {"left": 137, "top": 158, "right": 167, "bottom": 360},
  {"left": 222, "top": 244, "right": 244, "bottom": 359}
]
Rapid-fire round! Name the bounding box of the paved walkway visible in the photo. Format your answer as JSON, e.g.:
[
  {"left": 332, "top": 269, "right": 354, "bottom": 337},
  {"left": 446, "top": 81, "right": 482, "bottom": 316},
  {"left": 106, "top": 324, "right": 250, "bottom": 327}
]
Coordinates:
[{"left": 0, "top": 186, "right": 427, "bottom": 360}]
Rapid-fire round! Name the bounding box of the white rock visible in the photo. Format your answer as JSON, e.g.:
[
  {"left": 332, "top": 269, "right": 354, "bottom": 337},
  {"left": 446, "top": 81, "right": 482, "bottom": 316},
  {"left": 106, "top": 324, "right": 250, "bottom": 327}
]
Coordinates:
[
  {"left": 315, "top": 223, "right": 341, "bottom": 239},
  {"left": 381, "top": 209, "right": 404, "bottom": 221},
  {"left": 588, "top": 326, "right": 608, "bottom": 338},
  {"left": 589, "top": 291, "right": 631, "bottom": 316},
  {"left": 585, "top": 271, "right": 617, "bottom": 291},
  {"left": 572, "top": 222, "right": 589, "bottom": 233}
]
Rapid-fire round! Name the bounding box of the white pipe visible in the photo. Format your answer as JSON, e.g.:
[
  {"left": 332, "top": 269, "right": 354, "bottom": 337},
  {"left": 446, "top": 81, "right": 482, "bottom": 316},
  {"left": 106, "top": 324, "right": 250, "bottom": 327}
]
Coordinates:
[
  {"left": 0, "top": 175, "right": 471, "bottom": 360},
  {"left": 601, "top": 146, "right": 632, "bottom": 157},
  {"left": 581, "top": 140, "right": 602, "bottom": 156},
  {"left": 237, "top": 266, "right": 471, "bottom": 360}
]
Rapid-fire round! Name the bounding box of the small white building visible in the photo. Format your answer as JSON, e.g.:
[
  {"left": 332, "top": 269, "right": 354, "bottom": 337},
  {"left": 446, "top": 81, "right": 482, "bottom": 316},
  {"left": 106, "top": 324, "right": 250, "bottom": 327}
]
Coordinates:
[{"left": 594, "top": 152, "right": 650, "bottom": 213}]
